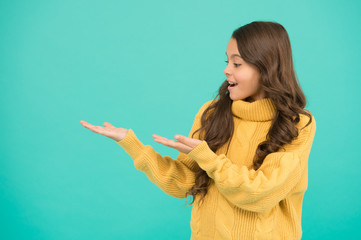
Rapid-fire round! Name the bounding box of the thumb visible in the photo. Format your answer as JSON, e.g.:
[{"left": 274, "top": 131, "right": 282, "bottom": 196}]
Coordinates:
[
  {"left": 103, "top": 122, "right": 116, "bottom": 128},
  {"left": 175, "top": 134, "right": 201, "bottom": 148},
  {"left": 175, "top": 134, "right": 188, "bottom": 143}
]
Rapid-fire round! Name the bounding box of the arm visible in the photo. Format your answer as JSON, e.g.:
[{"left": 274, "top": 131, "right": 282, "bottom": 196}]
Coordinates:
[
  {"left": 187, "top": 115, "right": 317, "bottom": 212},
  {"left": 116, "top": 101, "right": 212, "bottom": 198}
]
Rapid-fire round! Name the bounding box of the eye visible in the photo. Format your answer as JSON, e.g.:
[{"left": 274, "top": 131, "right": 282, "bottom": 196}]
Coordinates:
[{"left": 225, "top": 61, "right": 241, "bottom": 68}]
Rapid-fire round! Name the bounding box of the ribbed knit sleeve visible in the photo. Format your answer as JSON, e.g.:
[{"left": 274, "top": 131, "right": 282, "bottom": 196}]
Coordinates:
[
  {"left": 187, "top": 115, "right": 317, "bottom": 213},
  {"left": 115, "top": 101, "right": 212, "bottom": 199}
]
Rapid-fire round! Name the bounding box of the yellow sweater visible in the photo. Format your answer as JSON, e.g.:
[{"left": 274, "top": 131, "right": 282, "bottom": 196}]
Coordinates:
[{"left": 116, "top": 98, "right": 317, "bottom": 240}]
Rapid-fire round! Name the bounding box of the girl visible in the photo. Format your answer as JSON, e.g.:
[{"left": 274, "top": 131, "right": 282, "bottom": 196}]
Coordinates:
[{"left": 80, "top": 21, "right": 316, "bottom": 240}]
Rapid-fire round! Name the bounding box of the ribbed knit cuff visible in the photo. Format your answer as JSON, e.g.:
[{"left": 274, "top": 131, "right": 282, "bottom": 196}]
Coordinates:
[
  {"left": 115, "top": 129, "right": 147, "bottom": 170},
  {"left": 186, "top": 140, "right": 220, "bottom": 173}
]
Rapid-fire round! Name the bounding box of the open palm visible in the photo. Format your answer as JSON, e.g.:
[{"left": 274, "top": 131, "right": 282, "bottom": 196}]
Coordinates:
[
  {"left": 152, "top": 134, "right": 203, "bottom": 154},
  {"left": 80, "top": 120, "right": 128, "bottom": 142}
]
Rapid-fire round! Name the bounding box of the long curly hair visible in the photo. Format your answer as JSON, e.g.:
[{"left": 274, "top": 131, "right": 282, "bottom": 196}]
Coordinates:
[{"left": 184, "top": 21, "right": 313, "bottom": 208}]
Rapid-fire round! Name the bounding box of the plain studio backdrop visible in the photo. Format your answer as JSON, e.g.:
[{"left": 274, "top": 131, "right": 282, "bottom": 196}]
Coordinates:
[{"left": 0, "top": 0, "right": 360, "bottom": 239}]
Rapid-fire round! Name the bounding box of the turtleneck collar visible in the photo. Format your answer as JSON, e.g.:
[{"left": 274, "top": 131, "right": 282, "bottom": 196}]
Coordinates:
[{"left": 231, "top": 97, "right": 276, "bottom": 122}]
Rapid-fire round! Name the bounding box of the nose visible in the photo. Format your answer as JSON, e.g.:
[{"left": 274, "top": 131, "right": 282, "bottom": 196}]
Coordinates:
[{"left": 224, "top": 64, "right": 231, "bottom": 76}]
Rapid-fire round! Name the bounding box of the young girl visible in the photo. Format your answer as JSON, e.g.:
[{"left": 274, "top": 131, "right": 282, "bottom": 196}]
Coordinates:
[{"left": 80, "top": 21, "right": 316, "bottom": 240}]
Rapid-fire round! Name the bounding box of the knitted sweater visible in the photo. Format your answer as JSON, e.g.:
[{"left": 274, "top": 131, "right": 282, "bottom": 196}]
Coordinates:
[{"left": 116, "top": 97, "right": 317, "bottom": 240}]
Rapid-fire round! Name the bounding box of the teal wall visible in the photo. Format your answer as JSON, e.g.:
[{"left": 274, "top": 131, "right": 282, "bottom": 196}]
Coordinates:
[{"left": 1, "top": 0, "right": 360, "bottom": 239}]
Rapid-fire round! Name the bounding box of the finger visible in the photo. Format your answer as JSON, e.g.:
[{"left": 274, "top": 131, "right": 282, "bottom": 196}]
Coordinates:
[
  {"left": 174, "top": 135, "right": 202, "bottom": 149},
  {"left": 87, "top": 125, "right": 106, "bottom": 134},
  {"left": 80, "top": 120, "right": 89, "bottom": 125},
  {"left": 81, "top": 121, "right": 107, "bottom": 135},
  {"left": 152, "top": 135, "right": 179, "bottom": 148},
  {"left": 81, "top": 121, "right": 101, "bottom": 130},
  {"left": 173, "top": 135, "right": 190, "bottom": 145},
  {"left": 152, "top": 135, "right": 172, "bottom": 145},
  {"left": 152, "top": 134, "right": 172, "bottom": 141},
  {"left": 153, "top": 136, "right": 193, "bottom": 153},
  {"left": 153, "top": 135, "right": 185, "bottom": 148},
  {"left": 80, "top": 120, "right": 96, "bottom": 128},
  {"left": 103, "top": 122, "right": 116, "bottom": 129},
  {"left": 80, "top": 120, "right": 93, "bottom": 128}
]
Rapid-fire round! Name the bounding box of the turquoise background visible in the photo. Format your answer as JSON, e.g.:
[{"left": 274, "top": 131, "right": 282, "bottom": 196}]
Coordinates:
[{"left": 1, "top": 0, "right": 360, "bottom": 239}]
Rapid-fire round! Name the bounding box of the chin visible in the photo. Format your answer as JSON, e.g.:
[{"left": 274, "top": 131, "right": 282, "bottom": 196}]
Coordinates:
[{"left": 229, "top": 92, "right": 250, "bottom": 101}]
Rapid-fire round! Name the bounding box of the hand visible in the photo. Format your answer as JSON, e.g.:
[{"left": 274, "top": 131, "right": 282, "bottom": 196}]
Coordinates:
[
  {"left": 80, "top": 120, "right": 128, "bottom": 142},
  {"left": 152, "top": 134, "right": 203, "bottom": 154}
]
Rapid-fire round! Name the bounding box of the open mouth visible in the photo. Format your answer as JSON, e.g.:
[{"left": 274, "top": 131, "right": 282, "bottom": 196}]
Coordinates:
[{"left": 228, "top": 82, "right": 238, "bottom": 89}]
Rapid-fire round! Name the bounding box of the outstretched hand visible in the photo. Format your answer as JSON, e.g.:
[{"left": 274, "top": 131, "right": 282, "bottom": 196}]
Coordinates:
[
  {"left": 80, "top": 120, "right": 128, "bottom": 142},
  {"left": 80, "top": 119, "right": 202, "bottom": 154},
  {"left": 152, "top": 134, "right": 203, "bottom": 154}
]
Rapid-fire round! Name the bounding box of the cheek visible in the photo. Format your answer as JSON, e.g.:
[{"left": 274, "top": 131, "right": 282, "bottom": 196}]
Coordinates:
[
  {"left": 233, "top": 72, "right": 245, "bottom": 83},
  {"left": 238, "top": 71, "right": 260, "bottom": 88},
  {"left": 234, "top": 72, "right": 252, "bottom": 86},
  {"left": 249, "top": 78, "right": 260, "bottom": 89}
]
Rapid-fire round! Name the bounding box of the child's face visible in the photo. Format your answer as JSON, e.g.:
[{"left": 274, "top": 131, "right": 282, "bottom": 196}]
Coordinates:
[{"left": 224, "top": 38, "right": 265, "bottom": 102}]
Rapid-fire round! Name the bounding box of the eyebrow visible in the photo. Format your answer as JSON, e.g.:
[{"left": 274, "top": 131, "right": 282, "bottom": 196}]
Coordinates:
[{"left": 225, "top": 52, "right": 242, "bottom": 59}]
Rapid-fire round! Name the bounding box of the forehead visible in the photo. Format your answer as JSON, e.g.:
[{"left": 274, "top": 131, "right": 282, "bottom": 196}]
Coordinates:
[
  {"left": 225, "top": 52, "right": 242, "bottom": 59},
  {"left": 226, "top": 38, "right": 242, "bottom": 59}
]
